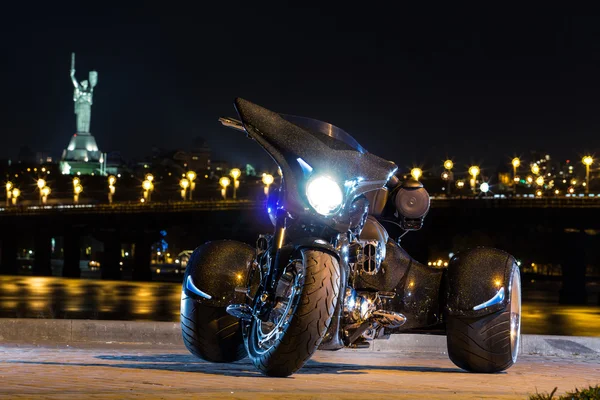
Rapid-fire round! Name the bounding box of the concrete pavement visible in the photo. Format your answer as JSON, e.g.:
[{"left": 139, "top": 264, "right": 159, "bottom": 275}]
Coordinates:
[{"left": 0, "top": 343, "right": 598, "bottom": 399}]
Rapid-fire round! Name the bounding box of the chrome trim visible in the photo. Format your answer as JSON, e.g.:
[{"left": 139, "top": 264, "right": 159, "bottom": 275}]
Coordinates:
[
  {"left": 186, "top": 276, "right": 212, "bottom": 300},
  {"left": 472, "top": 287, "right": 505, "bottom": 311}
]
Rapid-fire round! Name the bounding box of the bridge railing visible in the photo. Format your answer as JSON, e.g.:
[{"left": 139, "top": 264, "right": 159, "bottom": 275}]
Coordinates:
[
  {"left": 1, "top": 196, "right": 600, "bottom": 216},
  {"left": 0, "top": 199, "right": 266, "bottom": 216}
]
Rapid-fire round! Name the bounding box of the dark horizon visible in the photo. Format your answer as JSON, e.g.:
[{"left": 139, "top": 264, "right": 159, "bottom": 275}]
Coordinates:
[{"left": 1, "top": 5, "right": 599, "bottom": 172}]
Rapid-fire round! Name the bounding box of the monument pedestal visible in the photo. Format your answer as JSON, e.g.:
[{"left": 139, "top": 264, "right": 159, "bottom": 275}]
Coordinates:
[{"left": 61, "top": 131, "right": 103, "bottom": 175}]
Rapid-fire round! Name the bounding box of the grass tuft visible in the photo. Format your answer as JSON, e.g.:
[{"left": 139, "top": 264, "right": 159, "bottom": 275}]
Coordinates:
[{"left": 529, "top": 385, "right": 600, "bottom": 400}]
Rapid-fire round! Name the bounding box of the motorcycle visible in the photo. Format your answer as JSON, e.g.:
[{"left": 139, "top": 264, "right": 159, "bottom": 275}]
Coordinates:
[{"left": 180, "top": 98, "right": 521, "bottom": 377}]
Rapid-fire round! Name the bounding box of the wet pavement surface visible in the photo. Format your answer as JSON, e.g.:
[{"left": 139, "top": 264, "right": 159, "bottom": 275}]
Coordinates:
[
  {"left": 0, "top": 275, "right": 599, "bottom": 336},
  {"left": 0, "top": 343, "right": 598, "bottom": 399}
]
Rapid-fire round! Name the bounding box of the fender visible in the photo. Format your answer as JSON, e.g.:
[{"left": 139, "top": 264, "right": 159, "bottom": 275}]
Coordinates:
[
  {"left": 289, "top": 237, "right": 340, "bottom": 260},
  {"left": 445, "top": 247, "right": 517, "bottom": 318},
  {"left": 183, "top": 240, "right": 255, "bottom": 308}
]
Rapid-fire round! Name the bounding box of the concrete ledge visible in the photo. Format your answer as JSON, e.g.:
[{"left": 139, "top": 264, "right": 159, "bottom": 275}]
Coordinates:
[{"left": 0, "top": 318, "right": 599, "bottom": 358}]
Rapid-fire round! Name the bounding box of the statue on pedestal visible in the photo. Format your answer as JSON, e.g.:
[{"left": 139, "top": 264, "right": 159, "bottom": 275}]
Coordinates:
[{"left": 70, "top": 53, "right": 98, "bottom": 134}]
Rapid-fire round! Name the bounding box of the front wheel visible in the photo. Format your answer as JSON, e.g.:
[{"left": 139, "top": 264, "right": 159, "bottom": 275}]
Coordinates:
[
  {"left": 245, "top": 249, "right": 340, "bottom": 377},
  {"left": 446, "top": 263, "right": 522, "bottom": 373}
]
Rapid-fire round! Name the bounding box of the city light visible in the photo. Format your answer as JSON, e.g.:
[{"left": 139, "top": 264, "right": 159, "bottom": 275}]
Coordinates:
[
  {"left": 11, "top": 188, "right": 20, "bottom": 205},
  {"left": 108, "top": 175, "right": 116, "bottom": 204},
  {"left": 186, "top": 171, "right": 197, "bottom": 200},
  {"left": 180, "top": 178, "right": 190, "bottom": 200},
  {"left": 441, "top": 171, "right": 449, "bottom": 180},
  {"left": 262, "top": 173, "right": 274, "bottom": 196},
  {"left": 37, "top": 179, "right": 46, "bottom": 205},
  {"left": 41, "top": 186, "right": 51, "bottom": 204},
  {"left": 480, "top": 182, "right": 490, "bottom": 193},
  {"left": 145, "top": 173, "right": 154, "bottom": 182},
  {"left": 535, "top": 176, "right": 544, "bottom": 186},
  {"left": 219, "top": 177, "right": 230, "bottom": 200},
  {"left": 535, "top": 189, "right": 543, "bottom": 197},
  {"left": 142, "top": 179, "right": 154, "bottom": 202},
  {"left": 526, "top": 176, "right": 534, "bottom": 184},
  {"left": 72, "top": 177, "right": 80, "bottom": 187},
  {"left": 468, "top": 166, "right": 480, "bottom": 194},
  {"left": 5, "top": 181, "right": 13, "bottom": 206},
  {"left": 444, "top": 160, "right": 453, "bottom": 170},
  {"left": 230, "top": 168, "right": 241, "bottom": 199},
  {"left": 410, "top": 168, "right": 422, "bottom": 180},
  {"left": 531, "top": 164, "right": 540, "bottom": 175},
  {"left": 456, "top": 180, "right": 465, "bottom": 188},
  {"left": 512, "top": 158, "right": 520, "bottom": 194},
  {"left": 74, "top": 184, "right": 83, "bottom": 204},
  {"left": 583, "top": 156, "right": 593, "bottom": 194}
]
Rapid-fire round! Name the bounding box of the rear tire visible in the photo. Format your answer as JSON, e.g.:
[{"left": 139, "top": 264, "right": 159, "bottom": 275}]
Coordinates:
[
  {"left": 180, "top": 293, "right": 247, "bottom": 363},
  {"left": 446, "top": 264, "right": 521, "bottom": 373},
  {"left": 246, "top": 249, "right": 340, "bottom": 377}
]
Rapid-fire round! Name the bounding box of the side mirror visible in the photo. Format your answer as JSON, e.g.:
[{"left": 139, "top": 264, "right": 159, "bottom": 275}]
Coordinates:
[{"left": 394, "top": 179, "right": 430, "bottom": 230}]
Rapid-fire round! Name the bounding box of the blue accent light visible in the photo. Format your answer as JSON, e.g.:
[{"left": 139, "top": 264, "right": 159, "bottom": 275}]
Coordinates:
[
  {"left": 186, "top": 276, "right": 212, "bottom": 300},
  {"left": 473, "top": 287, "right": 505, "bottom": 311},
  {"left": 296, "top": 158, "right": 313, "bottom": 175}
]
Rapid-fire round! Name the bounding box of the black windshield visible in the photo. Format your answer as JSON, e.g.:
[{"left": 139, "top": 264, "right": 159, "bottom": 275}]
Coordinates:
[{"left": 279, "top": 115, "right": 367, "bottom": 154}]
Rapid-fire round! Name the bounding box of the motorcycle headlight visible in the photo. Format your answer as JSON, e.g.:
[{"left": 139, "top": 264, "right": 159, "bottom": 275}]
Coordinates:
[{"left": 306, "top": 176, "right": 343, "bottom": 215}]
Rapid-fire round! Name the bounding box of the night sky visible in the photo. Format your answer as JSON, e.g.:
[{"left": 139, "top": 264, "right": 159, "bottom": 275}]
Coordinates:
[{"left": 2, "top": 5, "right": 599, "bottom": 173}]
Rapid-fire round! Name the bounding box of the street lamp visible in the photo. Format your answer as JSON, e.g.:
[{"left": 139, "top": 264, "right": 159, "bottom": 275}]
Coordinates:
[
  {"left": 37, "top": 179, "right": 46, "bottom": 205},
  {"left": 72, "top": 177, "right": 80, "bottom": 187},
  {"left": 11, "top": 188, "right": 19, "bottom": 206},
  {"left": 219, "top": 177, "right": 230, "bottom": 200},
  {"left": 74, "top": 184, "right": 83, "bottom": 204},
  {"left": 582, "top": 156, "right": 593, "bottom": 194},
  {"left": 456, "top": 180, "right": 465, "bottom": 189},
  {"left": 468, "top": 166, "right": 480, "bottom": 194},
  {"left": 480, "top": 182, "right": 490, "bottom": 194},
  {"left": 262, "top": 173, "right": 274, "bottom": 197},
  {"left": 180, "top": 178, "right": 190, "bottom": 200},
  {"left": 535, "top": 176, "right": 545, "bottom": 186},
  {"left": 108, "top": 175, "right": 116, "bottom": 204},
  {"left": 5, "top": 181, "right": 12, "bottom": 207},
  {"left": 142, "top": 179, "right": 153, "bottom": 202},
  {"left": 443, "top": 160, "right": 454, "bottom": 195},
  {"left": 535, "top": 189, "right": 543, "bottom": 197},
  {"left": 526, "top": 175, "right": 534, "bottom": 184},
  {"left": 512, "top": 158, "right": 520, "bottom": 194},
  {"left": 186, "top": 171, "right": 196, "bottom": 200},
  {"left": 531, "top": 164, "right": 540, "bottom": 175},
  {"left": 410, "top": 168, "right": 422, "bottom": 181},
  {"left": 230, "top": 168, "right": 241, "bottom": 199},
  {"left": 145, "top": 173, "right": 154, "bottom": 183},
  {"left": 41, "top": 186, "right": 50, "bottom": 205}
]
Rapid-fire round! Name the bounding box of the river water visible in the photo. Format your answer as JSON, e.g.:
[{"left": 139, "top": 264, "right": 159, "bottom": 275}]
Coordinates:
[{"left": 0, "top": 275, "right": 598, "bottom": 336}]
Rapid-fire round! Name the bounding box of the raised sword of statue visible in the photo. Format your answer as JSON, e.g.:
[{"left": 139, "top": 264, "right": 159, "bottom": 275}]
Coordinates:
[{"left": 70, "top": 52, "right": 98, "bottom": 134}]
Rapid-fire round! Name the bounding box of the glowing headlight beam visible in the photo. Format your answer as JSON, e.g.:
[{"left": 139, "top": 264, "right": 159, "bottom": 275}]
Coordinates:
[{"left": 306, "top": 176, "right": 343, "bottom": 215}]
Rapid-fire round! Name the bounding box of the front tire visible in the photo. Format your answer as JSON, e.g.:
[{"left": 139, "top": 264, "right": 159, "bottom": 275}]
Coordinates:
[
  {"left": 446, "top": 264, "right": 521, "bottom": 373},
  {"left": 246, "top": 249, "right": 340, "bottom": 377}
]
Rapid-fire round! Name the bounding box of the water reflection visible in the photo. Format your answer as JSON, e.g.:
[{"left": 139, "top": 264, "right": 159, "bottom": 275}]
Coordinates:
[
  {"left": 0, "top": 276, "right": 598, "bottom": 336},
  {"left": 0, "top": 276, "right": 181, "bottom": 321}
]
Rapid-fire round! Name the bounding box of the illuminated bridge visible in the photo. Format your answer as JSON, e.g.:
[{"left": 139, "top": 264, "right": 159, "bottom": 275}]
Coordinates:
[{"left": 0, "top": 197, "right": 598, "bottom": 304}]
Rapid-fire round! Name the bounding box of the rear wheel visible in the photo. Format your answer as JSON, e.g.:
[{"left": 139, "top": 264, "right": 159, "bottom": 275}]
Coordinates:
[
  {"left": 446, "top": 264, "right": 521, "bottom": 373},
  {"left": 245, "top": 249, "right": 340, "bottom": 377}
]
